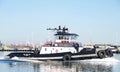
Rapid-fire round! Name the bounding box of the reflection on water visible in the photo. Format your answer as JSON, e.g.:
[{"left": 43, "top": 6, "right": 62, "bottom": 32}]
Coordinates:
[
  {"left": 63, "top": 61, "right": 113, "bottom": 72},
  {"left": 1, "top": 61, "right": 114, "bottom": 72},
  {"left": 0, "top": 52, "right": 120, "bottom": 72}
]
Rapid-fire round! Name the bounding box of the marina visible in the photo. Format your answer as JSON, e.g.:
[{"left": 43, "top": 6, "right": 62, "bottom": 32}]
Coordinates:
[
  {"left": 0, "top": 26, "right": 119, "bottom": 72},
  {"left": 1, "top": 0, "right": 120, "bottom": 72},
  {"left": 0, "top": 26, "right": 120, "bottom": 72}
]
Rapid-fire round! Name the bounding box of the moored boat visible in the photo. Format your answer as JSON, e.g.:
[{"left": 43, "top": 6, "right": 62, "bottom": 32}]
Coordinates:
[{"left": 6, "top": 26, "right": 113, "bottom": 61}]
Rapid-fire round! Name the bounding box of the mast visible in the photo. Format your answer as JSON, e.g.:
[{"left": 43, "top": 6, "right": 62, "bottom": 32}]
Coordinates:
[{"left": 47, "top": 26, "right": 78, "bottom": 44}]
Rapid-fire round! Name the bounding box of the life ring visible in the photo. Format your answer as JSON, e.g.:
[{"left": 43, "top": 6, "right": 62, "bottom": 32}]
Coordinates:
[
  {"left": 63, "top": 54, "right": 71, "bottom": 61},
  {"left": 97, "top": 50, "right": 106, "bottom": 58},
  {"left": 105, "top": 49, "right": 113, "bottom": 57}
]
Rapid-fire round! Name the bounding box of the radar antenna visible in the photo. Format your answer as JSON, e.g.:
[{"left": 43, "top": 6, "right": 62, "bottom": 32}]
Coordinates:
[{"left": 47, "top": 26, "right": 68, "bottom": 34}]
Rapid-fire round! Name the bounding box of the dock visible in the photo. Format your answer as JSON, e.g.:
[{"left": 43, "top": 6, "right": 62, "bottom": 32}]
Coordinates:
[
  {"left": 0, "top": 47, "right": 34, "bottom": 52},
  {"left": 0, "top": 49, "right": 34, "bottom": 52}
]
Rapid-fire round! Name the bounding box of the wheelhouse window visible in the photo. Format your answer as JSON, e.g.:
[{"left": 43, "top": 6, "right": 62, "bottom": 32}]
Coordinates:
[
  {"left": 59, "top": 36, "right": 63, "bottom": 40},
  {"left": 71, "top": 36, "right": 77, "bottom": 40}
]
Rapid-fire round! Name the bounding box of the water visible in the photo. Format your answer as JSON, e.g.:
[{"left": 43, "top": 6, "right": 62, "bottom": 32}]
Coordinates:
[{"left": 0, "top": 52, "right": 120, "bottom": 72}]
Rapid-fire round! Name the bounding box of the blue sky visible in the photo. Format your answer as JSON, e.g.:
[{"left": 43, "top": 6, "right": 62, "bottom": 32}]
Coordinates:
[{"left": 0, "top": 0, "right": 120, "bottom": 45}]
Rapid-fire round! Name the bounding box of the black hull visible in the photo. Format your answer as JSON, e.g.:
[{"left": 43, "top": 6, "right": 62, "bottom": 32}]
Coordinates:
[
  {"left": 6, "top": 48, "right": 113, "bottom": 61},
  {"left": 7, "top": 51, "right": 98, "bottom": 61}
]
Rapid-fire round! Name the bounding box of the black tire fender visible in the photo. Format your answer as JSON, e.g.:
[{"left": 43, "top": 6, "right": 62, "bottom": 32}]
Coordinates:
[
  {"left": 105, "top": 49, "right": 113, "bottom": 57},
  {"left": 97, "top": 50, "right": 106, "bottom": 59},
  {"left": 63, "top": 54, "right": 71, "bottom": 61}
]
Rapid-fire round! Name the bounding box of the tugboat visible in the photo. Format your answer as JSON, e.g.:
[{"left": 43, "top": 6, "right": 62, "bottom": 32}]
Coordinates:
[{"left": 6, "top": 26, "right": 113, "bottom": 61}]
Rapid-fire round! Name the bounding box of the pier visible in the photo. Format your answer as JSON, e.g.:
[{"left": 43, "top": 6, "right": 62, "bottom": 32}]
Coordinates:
[{"left": 0, "top": 49, "right": 34, "bottom": 52}]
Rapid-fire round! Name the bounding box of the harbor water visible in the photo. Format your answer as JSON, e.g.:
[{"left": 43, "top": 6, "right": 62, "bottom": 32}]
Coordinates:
[{"left": 0, "top": 52, "right": 120, "bottom": 72}]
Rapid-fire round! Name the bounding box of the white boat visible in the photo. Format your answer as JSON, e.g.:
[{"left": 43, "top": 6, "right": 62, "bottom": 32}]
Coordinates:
[{"left": 6, "top": 26, "right": 113, "bottom": 61}]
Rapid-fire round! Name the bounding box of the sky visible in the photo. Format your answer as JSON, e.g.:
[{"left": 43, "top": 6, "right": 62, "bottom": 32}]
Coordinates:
[{"left": 0, "top": 0, "right": 120, "bottom": 45}]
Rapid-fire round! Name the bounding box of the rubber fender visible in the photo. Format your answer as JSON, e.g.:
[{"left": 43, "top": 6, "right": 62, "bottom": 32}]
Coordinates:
[
  {"left": 105, "top": 49, "right": 113, "bottom": 57},
  {"left": 63, "top": 54, "right": 71, "bottom": 61},
  {"left": 97, "top": 50, "right": 106, "bottom": 59}
]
